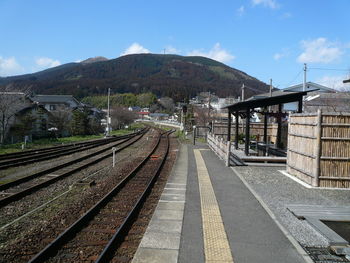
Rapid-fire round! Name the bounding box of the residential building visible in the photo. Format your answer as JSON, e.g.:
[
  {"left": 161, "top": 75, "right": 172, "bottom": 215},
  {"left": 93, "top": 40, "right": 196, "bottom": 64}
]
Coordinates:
[
  {"left": 0, "top": 92, "right": 51, "bottom": 143},
  {"left": 282, "top": 81, "right": 336, "bottom": 93},
  {"left": 31, "top": 94, "right": 81, "bottom": 111}
]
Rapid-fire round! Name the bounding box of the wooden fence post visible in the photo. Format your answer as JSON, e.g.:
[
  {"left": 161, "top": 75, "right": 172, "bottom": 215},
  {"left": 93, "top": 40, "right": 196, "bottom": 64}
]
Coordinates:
[{"left": 313, "top": 109, "right": 322, "bottom": 187}]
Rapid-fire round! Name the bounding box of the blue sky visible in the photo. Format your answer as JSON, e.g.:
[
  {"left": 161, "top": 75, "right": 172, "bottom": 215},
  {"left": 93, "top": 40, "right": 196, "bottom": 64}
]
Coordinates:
[{"left": 1, "top": 0, "right": 350, "bottom": 90}]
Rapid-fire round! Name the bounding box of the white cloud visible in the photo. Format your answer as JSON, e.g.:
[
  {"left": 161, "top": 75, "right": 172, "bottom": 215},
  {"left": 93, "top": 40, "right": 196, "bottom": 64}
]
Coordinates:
[
  {"left": 297, "top": 38, "right": 344, "bottom": 64},
  {"left": 187, "top": 43, "right": 235, "bottom": 64},
  {"left": 237, "top": 5, "right": 245, "bottom": 16},
  {"left": 35, "top": 57, "right": 61, "bottom": 68},
  {"left": 273, "top": 53, "right": 284, "bottom": 60},
  {"left": 273, "top": 48, "right": 290, "bottom": 60},
  {"left": 317, "top": 75, "right": 349, "bottom": 91},
  {"left": 252, "top": 0, "right": 279, "bottom": 9},
  {"left": 165, "top": 46, "right": 179, "bottom": 54},
  {"left": 0, "top": 56, "right": 23, "bottom": 77},
  {"left": 121, "top": 43, "right": 150, "bottom": 56}
]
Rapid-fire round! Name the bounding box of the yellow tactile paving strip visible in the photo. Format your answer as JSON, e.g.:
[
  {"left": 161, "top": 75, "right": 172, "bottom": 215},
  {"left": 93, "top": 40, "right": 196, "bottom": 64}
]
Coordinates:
[{"left": 194, "top": 149, "right": 234, "bottom": 263}]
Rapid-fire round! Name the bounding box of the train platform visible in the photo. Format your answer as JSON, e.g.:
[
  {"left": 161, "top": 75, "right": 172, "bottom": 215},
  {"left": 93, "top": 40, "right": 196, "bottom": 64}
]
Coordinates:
[{"left": 132, "top": 143, "right": 312, "bottom": 263}]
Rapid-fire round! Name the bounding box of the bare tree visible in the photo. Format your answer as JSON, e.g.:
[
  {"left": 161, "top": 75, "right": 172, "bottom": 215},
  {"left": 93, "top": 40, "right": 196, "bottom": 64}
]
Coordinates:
[
  {"left": 158, "top": 97, "right": 175, "bottom": 113},
  {"left": 0, "top": 85, "right": 31, "bottom": 144},
  {"left": 110, "top": 106, "right": 136, "bottom": 130},
  {"left": 49, "top": 109, "right": 72, "bottom": 137}
]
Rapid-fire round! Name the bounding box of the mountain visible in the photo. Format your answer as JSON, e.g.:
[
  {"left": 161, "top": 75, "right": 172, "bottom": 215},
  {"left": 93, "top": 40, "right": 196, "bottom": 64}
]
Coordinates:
[
  {"left": 81, "top": 56, "right": 108, "bottom": 64},
  {"left": 0, "top": 54, "right": 269, "bottom": 101}
]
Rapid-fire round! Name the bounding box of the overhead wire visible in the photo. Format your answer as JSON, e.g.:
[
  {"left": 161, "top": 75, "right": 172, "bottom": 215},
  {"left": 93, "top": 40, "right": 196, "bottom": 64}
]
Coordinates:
[
  {"left": 309, "top": 67, "right": 349, "bottom": 72},
  {"left": 283, "top": 69, "right": 303, "bottom": 88}
]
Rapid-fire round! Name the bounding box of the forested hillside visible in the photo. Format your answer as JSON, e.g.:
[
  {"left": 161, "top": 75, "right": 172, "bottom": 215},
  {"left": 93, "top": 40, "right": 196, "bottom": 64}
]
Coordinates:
[{"left": 0, "top": 54, "right": 269, "bottom": 101}]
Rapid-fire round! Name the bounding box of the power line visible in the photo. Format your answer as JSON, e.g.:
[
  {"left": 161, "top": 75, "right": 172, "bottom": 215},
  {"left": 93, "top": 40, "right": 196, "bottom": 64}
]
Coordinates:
[
  {"left": 284, "top": 69, "right": 303, "bottom": 88},
  {"left": 309, "top": 67, "right": 349, "bottom": 72},
  {"left": 243, "top": 85, "right": 266, "bottom": 93}
]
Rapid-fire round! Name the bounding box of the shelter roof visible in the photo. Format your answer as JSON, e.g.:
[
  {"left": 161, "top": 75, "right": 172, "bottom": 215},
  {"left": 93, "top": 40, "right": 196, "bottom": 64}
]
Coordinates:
[{"left": 224, "top": 90, "right": 308, "bottom": 111}]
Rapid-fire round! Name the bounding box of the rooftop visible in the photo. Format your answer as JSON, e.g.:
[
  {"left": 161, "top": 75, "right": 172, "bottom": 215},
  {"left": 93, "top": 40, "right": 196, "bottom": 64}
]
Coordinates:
[{"left": 31, "top": 94, "right": 80, "bottom": 104}]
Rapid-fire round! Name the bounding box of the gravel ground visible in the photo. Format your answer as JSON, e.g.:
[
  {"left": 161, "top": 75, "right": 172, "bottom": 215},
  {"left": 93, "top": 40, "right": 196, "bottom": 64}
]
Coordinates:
[
  {"left": 0, "top": 130, "right": 156, "bottom": 260},
  {"left": 233, "top": 166, "right": 350, "bottom": 247},
  {"left": 0, "top": 137, "right": 132, "bottom": 182},
  {"left": 0, "top": 134, "right": 148, "bottom": 228},
  {"left": 0, "top": 129, "right": 179, "bottom": 263}
]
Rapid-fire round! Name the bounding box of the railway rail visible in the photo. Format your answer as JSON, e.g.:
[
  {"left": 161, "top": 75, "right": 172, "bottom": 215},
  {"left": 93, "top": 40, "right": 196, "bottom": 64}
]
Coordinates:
[
  {"left": 28, "top": 129, "right": 172, "bottom": 263},
  {"left": 0, "top": 130, "right": 146, "bottom": 170},
  {"left": 0, "top": 129, "right": 148, "bottom": 208}
]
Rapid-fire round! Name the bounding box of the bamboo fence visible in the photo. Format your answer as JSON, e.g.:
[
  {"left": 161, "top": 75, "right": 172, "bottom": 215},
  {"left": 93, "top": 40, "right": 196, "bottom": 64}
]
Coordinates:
[{"left": 287, "top": 110, "right": 350, "bottom": 188}]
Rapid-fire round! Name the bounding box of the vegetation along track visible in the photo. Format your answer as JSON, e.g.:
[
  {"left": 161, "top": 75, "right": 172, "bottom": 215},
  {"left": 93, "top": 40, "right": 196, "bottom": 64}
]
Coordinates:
[
  {"left": 0, "top": 129, "right": 148, "bottom": 208},
  {"left": 28, "top": 129, "right": 173, "bottom": 263},
  {"left": 0, "top": 131, "right": 145, "bottom": 170}
]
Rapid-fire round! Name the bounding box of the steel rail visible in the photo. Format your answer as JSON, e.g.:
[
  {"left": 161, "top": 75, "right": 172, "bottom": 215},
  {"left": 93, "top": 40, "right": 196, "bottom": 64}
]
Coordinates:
[
  {"left": 0, "top": 137, "right": 119, "bottom": 162},
  {"left": 0, "top": 130, "right": 147, "bottom": 192},
  {"left": 0, "top": 131, "right": 146, "bottom": 169},
  {"left": 96, "top": 130, "right": 173, "bottom": 262},
  {"left": 0, "top": 136, "right": 122, "bottom": 161},
  {"left": 28, "top": 130, "right": 172, "bottom": 263},
  {"left": 0, "top": 130, "right": 147, "bottom": 208}
]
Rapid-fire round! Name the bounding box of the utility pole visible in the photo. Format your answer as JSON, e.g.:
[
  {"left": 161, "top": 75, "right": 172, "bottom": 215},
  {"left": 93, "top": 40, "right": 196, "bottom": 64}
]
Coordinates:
[
  {"left": 303, "top": 63, "right": 307, "bottom": 91},
  {"left": 241, "top": 84, "right": 245, "bottom": 101},
  {"left": 241, "top": 84, "right": 245, "bottom": 136},
  {"left": 207, "top": 91, "right": 211, "bottom": 122},
  {"left": 106, "top": 88, "right": 111, "bottom": 137},
  {"left": 269, "top": 79, "right": 273, "bottom": 97}
]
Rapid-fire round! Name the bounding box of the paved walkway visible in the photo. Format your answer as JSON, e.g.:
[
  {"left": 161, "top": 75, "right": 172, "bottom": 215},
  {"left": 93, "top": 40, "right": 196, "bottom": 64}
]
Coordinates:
[{"left": 133, "top": 143, "right": 309, "bottom": 263}]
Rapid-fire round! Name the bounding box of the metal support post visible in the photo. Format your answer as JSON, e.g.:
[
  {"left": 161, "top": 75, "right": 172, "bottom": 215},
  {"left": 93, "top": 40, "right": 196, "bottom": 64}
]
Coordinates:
[
  {"left": 112, "top": 147, "right": 116, "bottom": 167},
  {"left": 193, "top": 126, "right": 196, "bottom": 145},
  {"left": 245, "top": 108, "right": 250, "bottom": 156},
  {"left": 235, "top": 111, "right": 239, "bottom": 149},
  {"left": 227, "top": 109, "right": 231, "bottom": 142}
]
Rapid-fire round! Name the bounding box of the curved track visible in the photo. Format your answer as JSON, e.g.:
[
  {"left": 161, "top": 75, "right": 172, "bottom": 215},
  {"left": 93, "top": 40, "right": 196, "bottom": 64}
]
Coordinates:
[{"left": 28, "top": 130, "right": 172, "bottom": 263}]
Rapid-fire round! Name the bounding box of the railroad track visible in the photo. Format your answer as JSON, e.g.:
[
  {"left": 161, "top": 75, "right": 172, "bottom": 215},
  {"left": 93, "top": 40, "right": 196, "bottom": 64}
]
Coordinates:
[
  {"left": 28, "top": 130, "right": 172, "bottom": 263},
  {"left": 0, "top": 130, "right": 146, "bottom": 170},
  {"left": 0, "top": 129, "right": 148, "bottom": 208}
]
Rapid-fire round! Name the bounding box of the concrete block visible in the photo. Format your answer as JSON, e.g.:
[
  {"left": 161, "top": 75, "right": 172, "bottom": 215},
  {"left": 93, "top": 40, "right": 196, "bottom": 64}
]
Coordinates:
[{"left": 132, "top": 248, "right": 178, "bottom": 263}]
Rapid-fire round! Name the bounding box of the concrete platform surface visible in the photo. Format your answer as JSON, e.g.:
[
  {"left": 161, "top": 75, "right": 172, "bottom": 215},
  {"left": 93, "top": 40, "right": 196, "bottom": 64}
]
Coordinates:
[{"left": 133, "top": 143, "right": 310, "bottom": 263}]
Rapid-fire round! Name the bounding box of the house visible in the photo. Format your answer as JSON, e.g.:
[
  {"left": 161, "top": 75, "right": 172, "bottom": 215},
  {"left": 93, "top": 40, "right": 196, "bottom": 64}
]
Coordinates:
[
  {"left": 137, "top": 111, "right": 150, "bottom": 120},
  {"left": 32, "top": 95, "right": 104, "bottom": 136},
  {"left": 9, "top": 104, "right": 51, "bottom": 143},
  {"left": 282, "top": 81, "right": 336, "bottom": 93},
  {"left": 31, "top": 94, "right": 81, "bottom": 111},
  {"left": 0, "top": 92, "right": 32, "bottom": 143},
  {"left": 282, "top": 82, "right": 350, "bottom": 112},
  {"left": 149, "top": 113, "right": 169, "bottom": 120},
  {"left": 303, "top": 92, "right": 350, "bottom": 112},
  {"left": 128, "top": 106, "right": 141, "bottom": 112},
  {"left": 0, "top": 92, "right": 51, "bottom": 144}
]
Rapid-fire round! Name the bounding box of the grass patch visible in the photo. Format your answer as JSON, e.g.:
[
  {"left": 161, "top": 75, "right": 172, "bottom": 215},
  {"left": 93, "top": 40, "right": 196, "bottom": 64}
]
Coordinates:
[
  {"left": 0, "top": 123, "right": 146, "bottom": 155},
  {"left": 110, "top": 123, "right": 145, "bottom": 136},
  {"left": 0, "top": 135, "right": 104, "bottom": 155},
  {"left": 196, "top": 137, "right": 207, "bottom": 143},
  {"left": 174, "top": 130, "right": 191, "bottom": 143}
]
